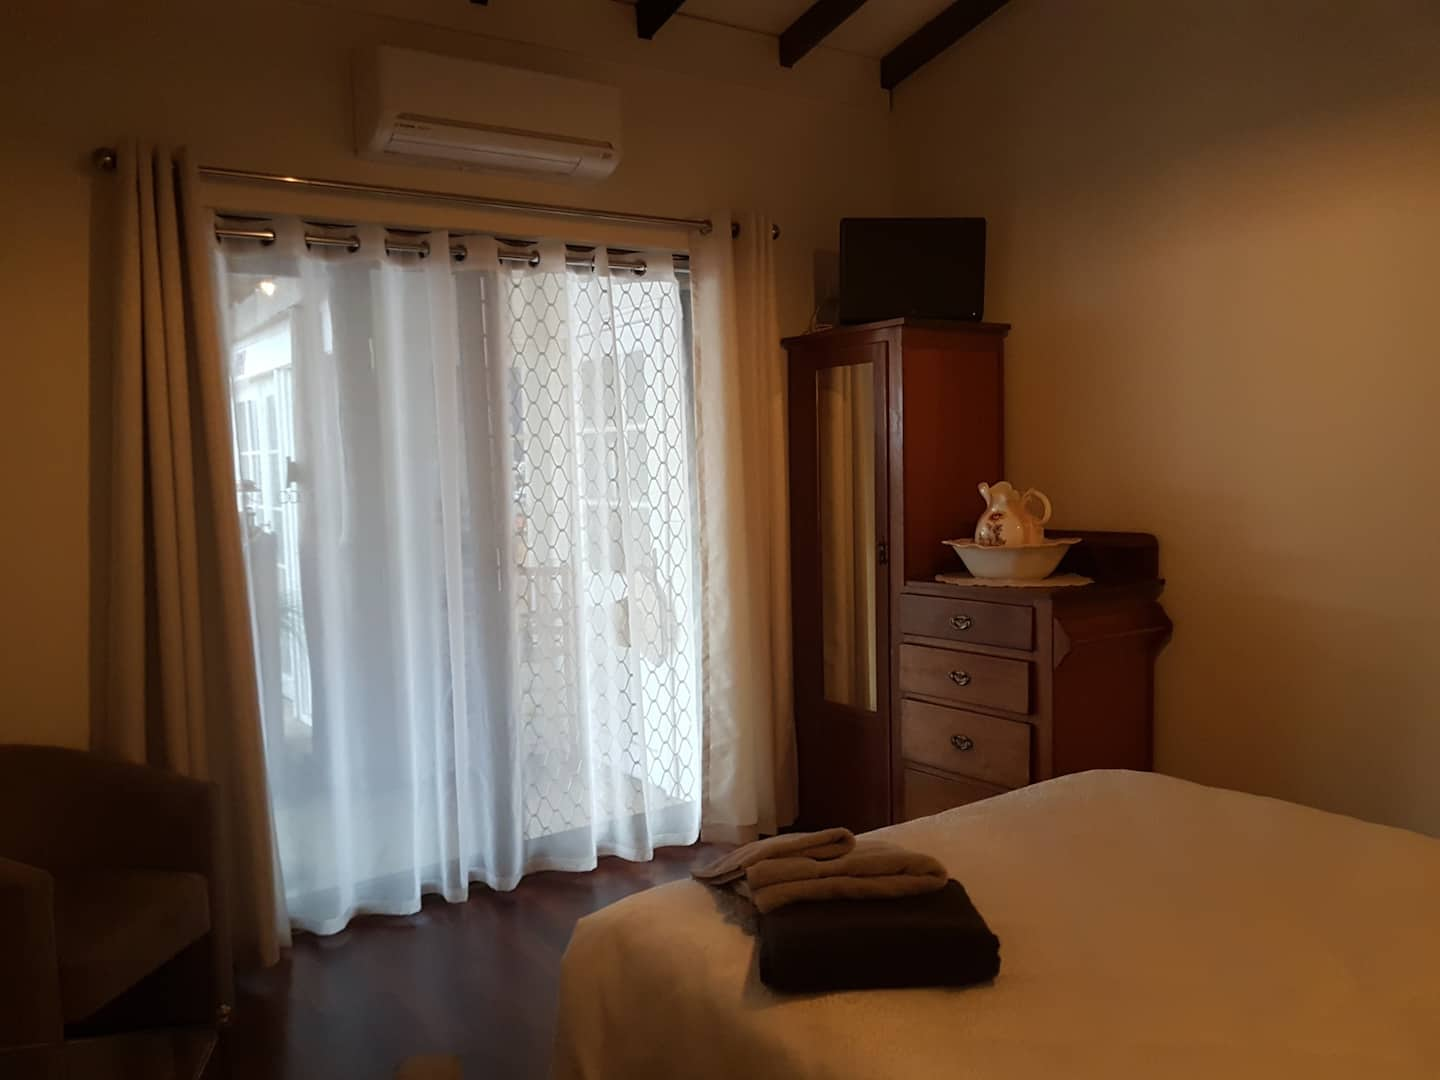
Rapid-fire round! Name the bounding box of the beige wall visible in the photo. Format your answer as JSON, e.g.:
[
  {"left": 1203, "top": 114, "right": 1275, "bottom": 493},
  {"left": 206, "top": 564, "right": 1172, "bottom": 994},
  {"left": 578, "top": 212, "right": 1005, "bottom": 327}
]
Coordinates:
[
  {"left": 893, "top": 0, "right": 1440, "bottom": 834},
  {"left": 9, "top": 0, "right": 1436, "bottom": 836},
  {"left": 0, "top": 0, "right": 891, "bottom": 748}
]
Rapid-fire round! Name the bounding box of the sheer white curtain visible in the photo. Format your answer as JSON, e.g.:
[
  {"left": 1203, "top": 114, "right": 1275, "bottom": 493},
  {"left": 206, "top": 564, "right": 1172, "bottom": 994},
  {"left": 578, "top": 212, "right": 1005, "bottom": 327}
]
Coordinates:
[{"left": 216, "top": 220, "right": 700, "bottom": 934}]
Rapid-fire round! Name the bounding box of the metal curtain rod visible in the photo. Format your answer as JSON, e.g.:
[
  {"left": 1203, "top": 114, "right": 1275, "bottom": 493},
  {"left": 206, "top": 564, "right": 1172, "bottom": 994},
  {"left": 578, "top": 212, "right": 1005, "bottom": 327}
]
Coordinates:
[
  {"left": 93, "top": 147, "right": 779, "bottom": 239},
  {"left": 215, "top": 225, "right": 665, "bottom": 275}
]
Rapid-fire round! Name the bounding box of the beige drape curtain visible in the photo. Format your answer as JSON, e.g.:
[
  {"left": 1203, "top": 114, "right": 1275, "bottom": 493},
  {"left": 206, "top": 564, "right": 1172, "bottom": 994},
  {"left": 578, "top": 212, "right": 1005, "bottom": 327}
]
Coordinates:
[
  {"left": 94, "top": 141, "right": 287, "bottom": 973},
  {"left": 691, "top": 212, "right": 797, "bottom": 841}
]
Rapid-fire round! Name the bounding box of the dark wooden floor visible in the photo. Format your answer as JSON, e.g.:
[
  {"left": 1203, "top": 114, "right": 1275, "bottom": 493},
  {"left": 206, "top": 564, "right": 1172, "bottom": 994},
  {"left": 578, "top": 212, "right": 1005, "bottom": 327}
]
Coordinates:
[{"left": 223, "top": 844, "right": 728, "bottom": 1080}]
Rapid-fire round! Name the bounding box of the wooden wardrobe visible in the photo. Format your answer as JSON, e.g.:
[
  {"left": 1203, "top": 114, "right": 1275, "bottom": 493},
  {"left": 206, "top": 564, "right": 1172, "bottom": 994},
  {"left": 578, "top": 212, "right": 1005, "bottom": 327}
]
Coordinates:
[{"left": 784, "top": 318, "right": 1170, "bottom": 832}]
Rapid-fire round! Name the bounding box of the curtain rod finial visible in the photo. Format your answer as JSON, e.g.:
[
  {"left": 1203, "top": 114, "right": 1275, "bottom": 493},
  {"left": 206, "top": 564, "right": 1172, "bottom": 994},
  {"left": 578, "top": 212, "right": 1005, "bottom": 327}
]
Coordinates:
[{"left": 93, "top": 147, "right": 118, "bottom": 172}]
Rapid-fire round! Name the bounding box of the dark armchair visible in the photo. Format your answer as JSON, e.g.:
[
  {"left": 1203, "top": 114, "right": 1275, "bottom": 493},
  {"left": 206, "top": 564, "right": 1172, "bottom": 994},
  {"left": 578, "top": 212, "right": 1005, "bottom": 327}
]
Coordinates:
[{"left": 0, "top": 745, "right": 232, "bottom": 1050}]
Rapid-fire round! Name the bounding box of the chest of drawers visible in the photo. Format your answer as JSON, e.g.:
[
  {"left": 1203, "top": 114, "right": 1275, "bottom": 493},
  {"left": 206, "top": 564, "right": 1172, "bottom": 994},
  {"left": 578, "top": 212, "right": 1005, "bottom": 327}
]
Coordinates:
[{"left": 894, "top": 557, "right": 1171, "bottom": 821}]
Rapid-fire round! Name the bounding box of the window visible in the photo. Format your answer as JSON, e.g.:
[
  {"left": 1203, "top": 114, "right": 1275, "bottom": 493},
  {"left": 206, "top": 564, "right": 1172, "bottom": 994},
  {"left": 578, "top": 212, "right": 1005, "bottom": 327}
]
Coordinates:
[
  {"left": 503, "top": 268, "right": 698, "bottom": 837},
  {"left": 217, "top": 233, "right": 701, "bottom": 931},
  {"left": 232, "top": 312, "right": 311, "bottom": 743}
]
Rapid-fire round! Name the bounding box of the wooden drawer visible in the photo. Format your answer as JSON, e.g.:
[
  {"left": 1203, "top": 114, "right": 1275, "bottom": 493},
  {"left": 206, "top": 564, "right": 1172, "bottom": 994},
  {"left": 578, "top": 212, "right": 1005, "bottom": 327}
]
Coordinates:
[
  {"left": 902, "top": 767, "right": 1008, "bottom": 821},
  {"left": 899, "top": 644, "right": 1031, "bottom": 714},
  {"left": 900, "top": 593, "right": 1034, "bottom": 651},
  {"left": 901, "top": 700, "right": 1031, "bottom": 788}
]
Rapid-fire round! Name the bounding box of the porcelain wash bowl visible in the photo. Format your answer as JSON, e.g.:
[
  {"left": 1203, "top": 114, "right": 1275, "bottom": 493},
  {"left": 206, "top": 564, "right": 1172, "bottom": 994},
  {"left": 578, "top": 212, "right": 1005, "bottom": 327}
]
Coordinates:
[{"left": 944, "top": 537, "right": 1081, "bottom": 580}]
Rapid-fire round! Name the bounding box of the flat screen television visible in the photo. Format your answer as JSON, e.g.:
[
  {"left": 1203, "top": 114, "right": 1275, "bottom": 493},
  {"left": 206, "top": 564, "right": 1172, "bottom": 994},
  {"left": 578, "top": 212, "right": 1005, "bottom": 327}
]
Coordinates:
[{"left": 838, "top": 217, "right": 986, "bottom": 324}]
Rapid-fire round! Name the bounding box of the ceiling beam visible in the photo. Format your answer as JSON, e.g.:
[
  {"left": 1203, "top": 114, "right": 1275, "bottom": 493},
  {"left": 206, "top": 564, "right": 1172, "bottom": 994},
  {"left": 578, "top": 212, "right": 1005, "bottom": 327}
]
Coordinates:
[
  {"left": 779, "top": 0, "right": 869, "bottom": 68},
  {"left": 880, "top": 0, "right": 1007, "bottom": 90},
  {"left": 636, "top": 0, "right": 686, "bottom": 40}
]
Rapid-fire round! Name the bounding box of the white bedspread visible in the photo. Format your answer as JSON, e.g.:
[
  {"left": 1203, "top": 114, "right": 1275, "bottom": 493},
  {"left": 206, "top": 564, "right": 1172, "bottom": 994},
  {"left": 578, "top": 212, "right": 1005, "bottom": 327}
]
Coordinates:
[{"left": 552, "top": 771, "right": 1440, "bottom": 1079}]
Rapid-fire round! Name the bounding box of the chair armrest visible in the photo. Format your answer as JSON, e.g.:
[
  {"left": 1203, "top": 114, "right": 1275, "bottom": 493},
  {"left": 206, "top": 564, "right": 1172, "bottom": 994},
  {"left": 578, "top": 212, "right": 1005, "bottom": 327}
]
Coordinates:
[
  {"left": 0, "top": 746, "right": 216, "bottom": 877},
  {"left": 0, "top": 857, "right": 64, "bottom": 1047}
]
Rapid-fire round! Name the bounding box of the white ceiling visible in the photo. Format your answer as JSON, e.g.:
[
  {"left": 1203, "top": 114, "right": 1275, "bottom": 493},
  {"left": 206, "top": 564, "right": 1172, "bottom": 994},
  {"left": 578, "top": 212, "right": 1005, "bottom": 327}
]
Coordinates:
[{"left": 617, "top": 0, "right": 958, "bottom": 59}]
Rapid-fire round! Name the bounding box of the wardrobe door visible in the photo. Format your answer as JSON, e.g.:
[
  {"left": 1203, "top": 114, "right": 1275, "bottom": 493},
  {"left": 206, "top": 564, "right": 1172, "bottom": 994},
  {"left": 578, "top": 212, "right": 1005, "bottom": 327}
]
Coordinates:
[{"left": 788, "top": 333, "right": 892, "bottom": 831}]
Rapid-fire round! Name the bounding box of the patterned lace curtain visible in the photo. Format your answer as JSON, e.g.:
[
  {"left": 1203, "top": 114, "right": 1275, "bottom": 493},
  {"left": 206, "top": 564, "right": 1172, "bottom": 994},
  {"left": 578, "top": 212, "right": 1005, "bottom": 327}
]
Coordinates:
[{"left": 216, "top": 222, "right": 700, "bottom": 935}]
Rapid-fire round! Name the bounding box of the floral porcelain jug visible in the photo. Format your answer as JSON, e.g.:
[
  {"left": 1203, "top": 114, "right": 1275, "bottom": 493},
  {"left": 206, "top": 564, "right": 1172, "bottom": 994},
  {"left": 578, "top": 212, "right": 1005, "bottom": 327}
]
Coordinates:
[{"left": 974, "top": 481, "right": 1053, "bottom": 547}]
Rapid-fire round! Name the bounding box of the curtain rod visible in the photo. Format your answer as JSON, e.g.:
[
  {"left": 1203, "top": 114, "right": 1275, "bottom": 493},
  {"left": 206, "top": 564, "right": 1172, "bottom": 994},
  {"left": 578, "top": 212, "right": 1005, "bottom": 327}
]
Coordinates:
[
  {"left": 215, "top": 224, "right": 674, "bottom": 276},
  {"left": 93, "top": 147, "right": 780, "bottom": 240}
]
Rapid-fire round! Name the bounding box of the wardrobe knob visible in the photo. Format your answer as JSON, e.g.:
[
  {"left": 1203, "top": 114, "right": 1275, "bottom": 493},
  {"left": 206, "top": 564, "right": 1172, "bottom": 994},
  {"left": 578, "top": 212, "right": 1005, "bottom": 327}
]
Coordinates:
[
  {"left": 951, "top": 734, "right": 975, "bottom": 752},
  {"left": 948, "top": 670, "right": 972, "bottom": 687},
  {"left": 950, "top": 614, "right": 973, "bottom": 631}
]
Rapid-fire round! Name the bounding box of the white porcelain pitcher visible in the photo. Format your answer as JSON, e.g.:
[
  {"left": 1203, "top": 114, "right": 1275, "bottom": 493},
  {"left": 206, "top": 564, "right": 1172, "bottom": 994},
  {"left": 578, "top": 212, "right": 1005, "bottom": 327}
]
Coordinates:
[{"left": 974, "top": 481, "right": 1053, "bottom": 547}]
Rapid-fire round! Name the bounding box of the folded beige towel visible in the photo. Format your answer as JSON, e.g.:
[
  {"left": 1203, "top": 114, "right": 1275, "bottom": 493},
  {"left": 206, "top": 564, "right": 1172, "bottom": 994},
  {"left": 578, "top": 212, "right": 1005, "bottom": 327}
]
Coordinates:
[
  {"left": 743, "top": 841, "right": 949, "bottom": 914},
  {"left": 692, "top": 828, "right": 855, "bottom": 886}
]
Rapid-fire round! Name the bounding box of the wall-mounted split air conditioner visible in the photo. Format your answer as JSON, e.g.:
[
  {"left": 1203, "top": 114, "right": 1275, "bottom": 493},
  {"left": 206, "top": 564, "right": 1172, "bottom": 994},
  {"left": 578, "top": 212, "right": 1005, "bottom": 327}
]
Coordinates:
[{"left": 353, "top": 47, "right": 622, "bottom": 181}]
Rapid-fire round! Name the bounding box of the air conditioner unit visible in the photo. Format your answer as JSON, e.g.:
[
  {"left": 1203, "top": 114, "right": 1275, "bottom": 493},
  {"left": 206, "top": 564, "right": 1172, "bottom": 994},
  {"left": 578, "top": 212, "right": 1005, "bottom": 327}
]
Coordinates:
[{"left": 354, "top": 47, "right": 622, "bottom": 181}]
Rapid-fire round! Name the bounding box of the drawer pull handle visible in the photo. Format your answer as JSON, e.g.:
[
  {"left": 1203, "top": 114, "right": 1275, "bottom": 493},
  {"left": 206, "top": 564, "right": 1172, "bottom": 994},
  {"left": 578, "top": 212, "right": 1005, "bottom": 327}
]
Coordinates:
[
  {"left": 948, "top": 670, "right": 972, "bottom": 687},
  {"left": 951, "top": 734, "right": 975, "bottom": 752},
  {"left": 949, "top": 614, "right": 974, "bottom": 632}
]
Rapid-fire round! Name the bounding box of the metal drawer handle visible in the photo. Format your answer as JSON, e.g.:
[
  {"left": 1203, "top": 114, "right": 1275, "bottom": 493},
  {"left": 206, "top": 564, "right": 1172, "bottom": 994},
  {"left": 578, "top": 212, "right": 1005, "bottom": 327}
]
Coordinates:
[
  {"left": 951, "top": 734, "right": 975, "bottom": 752},
  {"left": 949, "top": 614, "right": 973, "bottom": 632},
  {"left": 948, "top": 670, "right": 972, "bottom": 687}
]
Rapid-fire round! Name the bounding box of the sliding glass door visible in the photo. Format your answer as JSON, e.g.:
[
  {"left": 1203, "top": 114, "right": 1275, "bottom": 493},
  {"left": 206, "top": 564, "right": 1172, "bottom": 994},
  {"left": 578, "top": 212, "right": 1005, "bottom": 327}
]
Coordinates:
[{"left": 215, "top": 227, "right": 701, "bottom": 933}]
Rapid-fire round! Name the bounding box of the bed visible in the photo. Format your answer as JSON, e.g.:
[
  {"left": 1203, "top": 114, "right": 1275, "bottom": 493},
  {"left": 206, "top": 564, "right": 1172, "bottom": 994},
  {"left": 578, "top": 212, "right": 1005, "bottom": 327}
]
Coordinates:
[{"left": 552, "top": 770, "right": 1440, "bottom": 1079}]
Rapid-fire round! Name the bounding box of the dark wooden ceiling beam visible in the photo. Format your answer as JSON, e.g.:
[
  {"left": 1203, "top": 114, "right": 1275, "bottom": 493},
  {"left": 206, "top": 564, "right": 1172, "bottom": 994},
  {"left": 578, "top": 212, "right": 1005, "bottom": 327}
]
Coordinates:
[
  {"left": 636, "top": 0, "right": 686, "bottom": 40},
  {"left": 880, "top": 0, "right": 1007, "bottom": 90},
  {"left": 779, "top": 0, "right": 869, "bottom": 68}
]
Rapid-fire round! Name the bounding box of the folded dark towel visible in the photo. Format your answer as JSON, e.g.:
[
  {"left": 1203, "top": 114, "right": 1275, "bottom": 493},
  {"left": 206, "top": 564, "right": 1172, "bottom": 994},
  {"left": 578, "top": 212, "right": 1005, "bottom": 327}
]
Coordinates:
[{"left": 757, "top": 879, "right": 1001, "bottom": 994}]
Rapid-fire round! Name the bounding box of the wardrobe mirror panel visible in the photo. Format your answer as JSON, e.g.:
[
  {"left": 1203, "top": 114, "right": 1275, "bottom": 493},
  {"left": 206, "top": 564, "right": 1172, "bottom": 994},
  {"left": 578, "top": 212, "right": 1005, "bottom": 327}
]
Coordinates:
[{"left": 815, "top": 362, "right": 878, "bottom": 712}]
